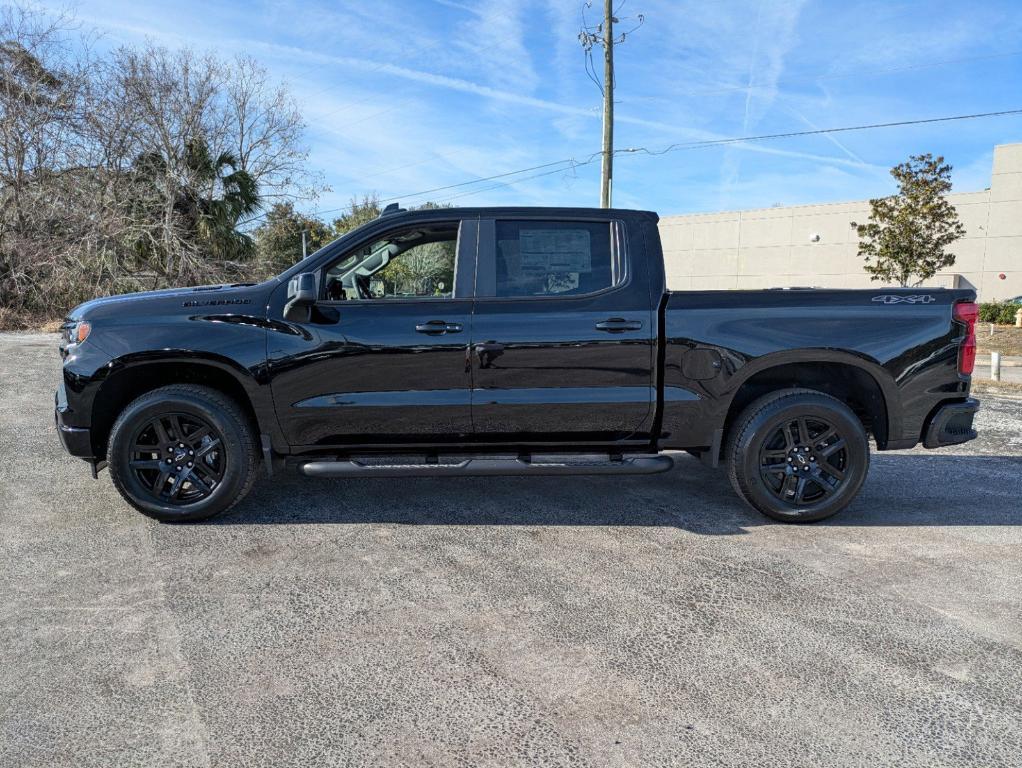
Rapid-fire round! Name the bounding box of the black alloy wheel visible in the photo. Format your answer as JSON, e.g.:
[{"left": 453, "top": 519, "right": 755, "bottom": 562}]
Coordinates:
[
  {"left": 107, "top": 385, "right": 258, "bottom": 522},
  {"left": 128, "top": 412, "right": 225, "bottom": 505},
  {"left": 727, "top": 389, "right": 870, "bottom": 523},
  {"left": 758, "top": 416, "right": 847, "bottom": 506}
]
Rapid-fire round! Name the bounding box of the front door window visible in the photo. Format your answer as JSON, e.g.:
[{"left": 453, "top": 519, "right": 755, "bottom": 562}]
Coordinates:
[{"left": 323, "top": 222, "right": 458, "bottom": 301}]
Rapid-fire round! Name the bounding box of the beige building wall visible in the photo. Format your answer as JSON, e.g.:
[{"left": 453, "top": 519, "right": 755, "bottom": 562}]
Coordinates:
[{"left": 658, "top": 142, "right": 1022, "bottom": 300}]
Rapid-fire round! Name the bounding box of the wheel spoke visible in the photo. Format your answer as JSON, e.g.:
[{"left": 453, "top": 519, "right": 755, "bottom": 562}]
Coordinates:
[
  {"left": 167, "top": 472, "right": 187, "bottom": 499},
  {"left": 810, "top": 476, "right": 837, "bottom": 497},
  {"left": 813, "top": 428, "right": 838, "bottom": 449},
  {"left": 195, "top": 438, "right": 221, "bottom": 460},
  {"left": 817, "top": 461, "right": 845, "bottom": 481},
  {"left": 761, "top": 462, "right": 788, "bottom": 475},
  {"left": 152, "top": 418, "right": 170, "bottom": 446},
  {"left": 152, "top": 467, "right": 171, "bottom": 493},
  {"left": 781, "top": 473, "right": 799, "bottom": 499},
  {"left": 793, "top": 476, "right": 808, "bottom": 504},
  {"left": 797, "top": 417, "right": 810, "bottom": 445},
  {"left": 168, "top": 415, "right": 185, "bottom": 444},
  {"left": 193, "top": 459, "right": 223, "bottom": 483},
  {"left": 820, "top": 438, "right": 846, "bottom": 458},
  {"left": 188, "top": 471, "right": 212, "bottom": 494},
  {"left": 186, "top": 425, "right": 211, "bottom": 447},
  {"left": 130, "top": 459, "right": 164, "bottom": 470}
]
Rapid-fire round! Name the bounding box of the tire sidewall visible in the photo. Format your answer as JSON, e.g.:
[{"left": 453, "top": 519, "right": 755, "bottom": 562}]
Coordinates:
[
  {"left": 735, "top": 394, "right": 869, "bottom": 522},
  {"left": 109, "top": 391, "right": 249, "bottom": 522}
]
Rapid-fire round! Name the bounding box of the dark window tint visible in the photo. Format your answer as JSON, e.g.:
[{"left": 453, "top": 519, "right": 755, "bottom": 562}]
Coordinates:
[{"left": 494, "top": 221, "right": 617, "bottom": 298}]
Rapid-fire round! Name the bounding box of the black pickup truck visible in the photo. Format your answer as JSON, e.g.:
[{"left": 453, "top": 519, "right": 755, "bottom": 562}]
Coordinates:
[{"left": 56, "top": 205, "right": 980, "bottom": 523}]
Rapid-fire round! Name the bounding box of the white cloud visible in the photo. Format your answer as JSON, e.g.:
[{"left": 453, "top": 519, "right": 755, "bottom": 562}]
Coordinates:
[{"left": 451, "top": 0, "right": 539, "bottom": 95}]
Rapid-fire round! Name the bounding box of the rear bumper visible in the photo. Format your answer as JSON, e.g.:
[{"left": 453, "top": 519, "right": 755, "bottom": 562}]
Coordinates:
[{"left": 922, "top": 398, "right": 979, "bottom": 449}]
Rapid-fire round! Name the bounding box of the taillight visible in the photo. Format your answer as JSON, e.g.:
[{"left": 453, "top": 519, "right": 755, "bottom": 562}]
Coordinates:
[{"left": 953, "top": 301, "right": 977, "bottom": 375}]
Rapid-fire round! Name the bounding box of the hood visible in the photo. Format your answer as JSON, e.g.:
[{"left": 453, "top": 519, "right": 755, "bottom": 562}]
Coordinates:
[{"left": 66, "top": 282, "right": 268, "bottom": 320}]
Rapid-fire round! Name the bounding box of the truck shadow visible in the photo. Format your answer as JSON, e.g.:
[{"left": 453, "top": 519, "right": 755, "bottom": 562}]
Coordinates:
[{"left": 215, "top": 453, "right": 1022, "bottom": 533}]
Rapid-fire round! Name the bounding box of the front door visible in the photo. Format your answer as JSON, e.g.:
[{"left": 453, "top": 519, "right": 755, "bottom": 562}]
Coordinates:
[
  {"left": 267, "top": 217, "right": 477, "bottom": 449},
  {"left": 469, "top": 216, "right": 655, "bottom": 444}
]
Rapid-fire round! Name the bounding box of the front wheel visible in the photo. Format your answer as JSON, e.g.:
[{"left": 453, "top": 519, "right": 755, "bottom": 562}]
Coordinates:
[
  {"left": 107, "top": 385, "right": 259, "bottom": 522},
  {"left": 727, "top": 389, "right": 870, "bottom": 523}
]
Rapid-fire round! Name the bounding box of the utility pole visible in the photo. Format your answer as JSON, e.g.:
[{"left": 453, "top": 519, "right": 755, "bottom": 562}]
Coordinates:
[
  {"left": 600, "top": 0, "right": 614, "bottom": 208},
  {"left": 580, "top": 2, "right": 643, "bottom": 209}
]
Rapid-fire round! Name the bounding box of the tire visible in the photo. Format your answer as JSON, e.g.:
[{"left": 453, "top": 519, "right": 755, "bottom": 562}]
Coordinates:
[
  {"left": 726, "top": 388, "right": 870, "bottom": 523},
  {"left": 107, "top": 385, "right": 259, "bottom": 522}
]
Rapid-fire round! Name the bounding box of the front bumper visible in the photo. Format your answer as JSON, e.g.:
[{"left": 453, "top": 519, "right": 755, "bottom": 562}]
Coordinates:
[
  {"left": 923, "top": 398, "right": 980, "bottom": 449},
  {"left": 55, "top": 384, "right": 94, "bottom": 458}
]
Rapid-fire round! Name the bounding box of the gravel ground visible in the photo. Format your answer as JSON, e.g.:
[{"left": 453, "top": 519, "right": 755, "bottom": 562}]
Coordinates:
[{"left": 1, "top": 332, "right": 1021, "bottom": 768}]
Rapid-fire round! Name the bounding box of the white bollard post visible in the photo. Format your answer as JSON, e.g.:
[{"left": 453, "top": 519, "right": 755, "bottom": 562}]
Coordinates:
[
  {"left": 991, "top": 351, "right": 1001, "bottom": 382},
  {"left": 990, "top": 323, "right": 995, "bottom": 336}
]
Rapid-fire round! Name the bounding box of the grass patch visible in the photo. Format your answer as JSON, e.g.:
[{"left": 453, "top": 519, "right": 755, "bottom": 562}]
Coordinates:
[
  {"left": 976, "top": 325, "right": 1022, "bottom": 357},
  {"left": 0, "top": 309, "right": 63, "bottom": 332},
  {"left": 972, "top": 379, "right": 1022, "bottom": 397}
]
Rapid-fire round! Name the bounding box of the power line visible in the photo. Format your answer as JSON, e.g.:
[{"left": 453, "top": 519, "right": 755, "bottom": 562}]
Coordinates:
[
  {"left": 416, "top": 108, "right": 1022, "bottom": 207},
  {"left": 241, "top": 107, "right": 1022, "bottom": 225},
  {"left": 238, "top": 158, "right": 580, "bottom": 226},
  {"left": 318, "top": 158, "right": 580, "bottom": 213},
  {"left": 617, "top": 108, "right": 1022, "bottom": 157},
  {"left": 424, "top": 163, "right": 593, "bottom": 206}
]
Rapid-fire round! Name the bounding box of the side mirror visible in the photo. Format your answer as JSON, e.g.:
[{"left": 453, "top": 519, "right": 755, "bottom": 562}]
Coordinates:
[{"left": 284, "top": 272, "right": 317, "bottom": 322}]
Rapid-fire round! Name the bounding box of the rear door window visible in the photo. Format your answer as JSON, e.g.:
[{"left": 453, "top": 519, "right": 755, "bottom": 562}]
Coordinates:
[{"left": 492, "top": 220, "right": 621, "bottom": 298}]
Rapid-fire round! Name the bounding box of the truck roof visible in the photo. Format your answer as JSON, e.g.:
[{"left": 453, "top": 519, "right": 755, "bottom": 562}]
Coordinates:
[{"left": 375, "top": 204, "right": 659, "bottom": 222}]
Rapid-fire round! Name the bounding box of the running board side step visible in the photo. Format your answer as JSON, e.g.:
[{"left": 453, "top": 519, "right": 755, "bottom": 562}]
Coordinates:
[{"left": 298, "top": 454, "right": 674, "bottom": 478}]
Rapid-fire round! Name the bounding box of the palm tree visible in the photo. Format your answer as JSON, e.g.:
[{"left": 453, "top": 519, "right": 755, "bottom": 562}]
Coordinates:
[{"left": 181, "top": 138, "right": 260, "bottom": 261}]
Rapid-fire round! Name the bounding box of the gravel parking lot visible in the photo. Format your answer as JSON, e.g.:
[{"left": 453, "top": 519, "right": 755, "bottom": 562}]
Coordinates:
[{"left": 2, "top": 331, "right": 1021, "bottom": 767}]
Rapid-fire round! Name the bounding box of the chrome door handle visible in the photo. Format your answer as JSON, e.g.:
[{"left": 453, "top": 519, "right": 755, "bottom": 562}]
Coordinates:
[
  {"left": 595, "top": 318, "right": 643, "bottom": 333},
  {"left": 415, "top": 320, "right": 463, "bottom": 335}
]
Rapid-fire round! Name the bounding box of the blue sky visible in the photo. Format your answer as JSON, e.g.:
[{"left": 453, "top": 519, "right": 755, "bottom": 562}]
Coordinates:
[{"left": 49, "top": 0, "right": 1022, "bottom": 218}]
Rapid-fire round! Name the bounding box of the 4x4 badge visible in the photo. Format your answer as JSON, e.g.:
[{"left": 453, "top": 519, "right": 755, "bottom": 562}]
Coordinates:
[{"left": 872, "top": 294, "right": 935, "bottom": 305}]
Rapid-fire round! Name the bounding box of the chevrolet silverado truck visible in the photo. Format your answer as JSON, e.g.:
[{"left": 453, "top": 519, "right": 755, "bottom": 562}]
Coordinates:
[{"left": 56, "top": 205, "right": 980, "bottom": 523}]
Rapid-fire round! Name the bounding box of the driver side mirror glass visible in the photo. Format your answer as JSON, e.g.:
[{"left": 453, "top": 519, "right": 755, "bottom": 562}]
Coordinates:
[{"left": 284, "top": 272, "right": 317, "bottom": 322}]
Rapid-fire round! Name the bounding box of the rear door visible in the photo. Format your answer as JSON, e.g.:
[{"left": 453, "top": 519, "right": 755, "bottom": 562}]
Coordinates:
[{"left": 469, "top": 215, "right": 656, "bottom": 444}]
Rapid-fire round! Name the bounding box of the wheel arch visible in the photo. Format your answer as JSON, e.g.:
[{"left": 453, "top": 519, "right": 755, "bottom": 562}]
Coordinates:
[
  {"left": 90, "top": 355, "right": 270, "bottom": 459},
  {"left": 720, "top": 351, "right": 895, "bottom": 450}
]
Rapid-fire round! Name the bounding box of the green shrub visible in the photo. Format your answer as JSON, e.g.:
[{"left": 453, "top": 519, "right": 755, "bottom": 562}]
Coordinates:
[
  {"left": 979, "top": 303, "right": 999, "bottom": 322},
  {"left": 979, "top": 302, "right": 1021, "bottom": 325}
]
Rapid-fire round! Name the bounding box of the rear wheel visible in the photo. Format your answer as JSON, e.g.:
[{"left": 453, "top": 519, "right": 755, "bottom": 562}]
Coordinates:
[
  {"left": 727, "top": 389, "right": 870, "bottom": 523},
  {"left": 107, "top": 385, "right": 258, "bottom": 522}
]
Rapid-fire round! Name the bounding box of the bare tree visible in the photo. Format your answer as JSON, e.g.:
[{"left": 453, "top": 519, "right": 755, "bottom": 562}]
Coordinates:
[
  {"left": 0, "top": 3, "right": 94, "bottom": 315},
  {"left": 222, "top": 56, "right": 320, "bottom": 204},
  {"left": 0, "top": 2, "right": 318, "bottom": 325}
]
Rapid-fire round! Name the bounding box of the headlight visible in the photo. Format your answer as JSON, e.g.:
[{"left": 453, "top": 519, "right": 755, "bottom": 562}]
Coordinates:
[{"left": 62, "top": 319, "right": 92, "bottom": 346}]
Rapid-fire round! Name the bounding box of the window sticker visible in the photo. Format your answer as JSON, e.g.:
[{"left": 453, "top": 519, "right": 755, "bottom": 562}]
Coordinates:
[
  {"left": 519, "top": 229, "right": 592, "bottom": 273},
  {"left": 547, "top": 273, "right": 580, "bottom": 293}
]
